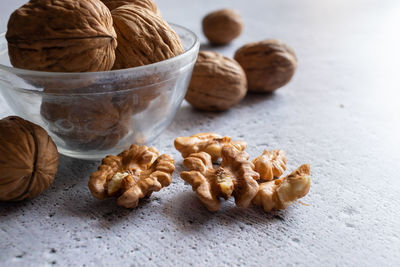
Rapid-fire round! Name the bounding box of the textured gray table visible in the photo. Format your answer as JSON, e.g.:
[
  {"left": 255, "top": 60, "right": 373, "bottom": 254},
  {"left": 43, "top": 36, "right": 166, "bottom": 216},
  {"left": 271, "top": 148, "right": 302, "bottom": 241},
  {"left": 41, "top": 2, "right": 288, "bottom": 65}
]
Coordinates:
[{"left": 1, "top": 0, "right": 400, "bottom": 266}]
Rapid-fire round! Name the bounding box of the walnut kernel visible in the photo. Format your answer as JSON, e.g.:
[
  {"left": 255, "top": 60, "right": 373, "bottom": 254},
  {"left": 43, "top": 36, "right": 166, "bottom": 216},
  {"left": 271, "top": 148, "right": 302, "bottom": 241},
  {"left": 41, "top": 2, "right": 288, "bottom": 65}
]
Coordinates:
[
  {"left": 89, "top": 144, "right": 175, "bottom": 208},
  {"left": 252, "top": 150, "right": 287, "bottom": 181},
  {"left": 174, "top": 132, "right": 247, "bottom": 162},
  {"left": 180, "top": 146, "right": 259, "bottom": 211},
  {"left": 252, "top": 164, "right": 311, "bottom": 212}
]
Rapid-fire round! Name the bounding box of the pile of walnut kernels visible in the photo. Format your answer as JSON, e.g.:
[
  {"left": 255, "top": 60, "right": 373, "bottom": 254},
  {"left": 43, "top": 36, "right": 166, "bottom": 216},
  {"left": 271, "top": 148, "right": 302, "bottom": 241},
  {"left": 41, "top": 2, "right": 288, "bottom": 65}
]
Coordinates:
[
  {"left": 88, "top": 133, "right": 310, "bottom": 211},
  {"left": 0, "top": 1, "right": 309, "bottom": 213}
]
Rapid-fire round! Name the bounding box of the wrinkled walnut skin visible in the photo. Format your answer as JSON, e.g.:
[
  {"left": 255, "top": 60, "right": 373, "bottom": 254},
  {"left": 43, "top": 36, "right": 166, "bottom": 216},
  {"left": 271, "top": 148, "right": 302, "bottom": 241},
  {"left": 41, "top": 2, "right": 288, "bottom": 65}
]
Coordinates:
[
  {"left": 174, "top": 132, "right": 247, "bottom": 162},
  {"left": 234, "top": 39, "right": 297, "bottom": 92},
  {"left": 89, "top": 144, "right": 175, "bottom": 208},
  {"left": 0, "top": 116, "right": 58, "bottom": 201},
  {"left": 6, "top": 0, "right": 117, "bottom": 72},
  {"left": 111, "top": 5, "right": 184, "bottom": 69},
  {"left": 252, "top": 164, "right": 311, "bottom": 212},
  {"left": 202, "top": 9, "right": 243, "bottom": 45},
  {"left": 102, "top": 0, "right": 160, "bottom": 14},
  {"left": 180, "top": 146, "right": 259, "bottom": 211},
  {"left": 185, "top": 51, "right": 247, "bottom": 111},
  {"left": 252, "top": 150, "right": 287, "bottom": 181}
]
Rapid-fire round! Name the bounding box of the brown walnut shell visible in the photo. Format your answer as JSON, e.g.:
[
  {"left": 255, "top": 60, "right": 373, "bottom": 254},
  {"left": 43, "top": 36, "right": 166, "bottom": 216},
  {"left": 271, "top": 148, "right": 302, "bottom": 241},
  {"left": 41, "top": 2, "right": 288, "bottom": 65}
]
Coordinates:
[
  {"left": 40, "top": 95, "right": 129, "bottom": 150},
  {"left": 102, "top": 0, "right": 160, "bottom": 14},
  {"left": 6, "top": 0, "right": 117, "bottom": 72},
  {"left": 0, "top": 116, "right": 58, "bottom": 201},
  {"left": 185, "top": 51, "right": 247, "bottom": 111},
  {"left": 111, "top": 5, "right": 184, "bottom": 69},
  {"left": 202, "top": 9, "right": 243, "bottom": 45},
  {"left": 234, "top": 39, "right": 297, "bottom": 92}
]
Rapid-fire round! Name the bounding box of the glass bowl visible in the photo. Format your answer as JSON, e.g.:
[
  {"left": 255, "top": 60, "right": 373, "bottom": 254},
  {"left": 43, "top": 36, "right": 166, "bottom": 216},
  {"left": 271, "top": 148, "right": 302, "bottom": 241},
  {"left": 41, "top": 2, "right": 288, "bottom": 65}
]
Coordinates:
[{"left": 0, "top": 24, "right": 199, "bottom": 160}]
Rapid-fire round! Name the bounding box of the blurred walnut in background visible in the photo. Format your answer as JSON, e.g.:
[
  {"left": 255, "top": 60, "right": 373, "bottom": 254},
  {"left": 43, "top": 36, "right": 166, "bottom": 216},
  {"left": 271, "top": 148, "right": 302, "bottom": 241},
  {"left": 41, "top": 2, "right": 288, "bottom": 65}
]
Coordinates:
[{"left": 202, "top": 9, "right": 243, "bottom": 45}]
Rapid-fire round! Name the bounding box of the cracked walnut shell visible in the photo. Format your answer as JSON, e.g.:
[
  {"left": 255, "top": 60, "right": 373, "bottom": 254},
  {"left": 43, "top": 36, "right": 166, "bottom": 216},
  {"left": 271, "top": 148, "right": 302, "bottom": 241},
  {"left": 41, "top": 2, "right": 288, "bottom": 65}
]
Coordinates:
[
  {"left": 185, "top": 51, "right": 247, "bottom": 111},
  {"left": 89, "top": 144, "right": 175, "bottom": 208},
  {"left": 180, "top": 146, "right": 259, "bottom": 211},
  {"left": 102, "top": 0, "right": 160, "bottom": 14},
  {"left": 6, "top": 0, "right": 117, "bottom": 72},
  {"left": 174, "top": 132, "right": 247, "bottom": 162},
  {"left": 111, "top": 5, "right": 184, "bottom": 69},
  {"left": 234, "top": 39, "right": 297, "bottom": 92},
  {"left": 0, "top": 116, "right": 58, "bottom": 201},
  {"left": 202, "top": 9, "right": 243, "bottom": 45},
  {"left": 252, "top": 150, "right": 287, "bottom": 181},
  {"left": 252, "top": 164, "right": 311, "bottom": 212}
]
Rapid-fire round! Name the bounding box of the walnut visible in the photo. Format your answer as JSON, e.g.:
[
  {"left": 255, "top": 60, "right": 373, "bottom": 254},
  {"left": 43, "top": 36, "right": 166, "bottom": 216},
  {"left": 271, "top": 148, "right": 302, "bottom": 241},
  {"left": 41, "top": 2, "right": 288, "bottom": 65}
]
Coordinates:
[
  {"left": 6, "top": 0, "right": 117, "bottom": 72},
  {"left": 89, "top": 144, "right": 175, "bottom": 208},
  {"left": 0, "top": 116, "right": 58, "bottom": 201},
  {"left": 102, "top": 0, "right": 160, "bottom": 14},
  {"left": 180, "top": 146, "right": 259, "bottom": 211},
  {"left": 111, "top": 5, "right": 184, "bottom": 69},
  {"left": 252, "top": 150, "right": 287, "bottom": 181},
  {"left": 234, "top": 39, "right": 297, "bottom": 92},
  {"left": 185, "top": 51, "right": 247, "bottom": 111},
  {"left": 174, "top": 132, "right": 247, "bottom": 162},
  {"left": 202, "top": 9, "right": 243, "bottom": 45},
  {"left": 252, "top": 164, "right": 311, "bottom": 212},
  {"left": 40, "top": 95, "right": 128, "bottom": 150}
]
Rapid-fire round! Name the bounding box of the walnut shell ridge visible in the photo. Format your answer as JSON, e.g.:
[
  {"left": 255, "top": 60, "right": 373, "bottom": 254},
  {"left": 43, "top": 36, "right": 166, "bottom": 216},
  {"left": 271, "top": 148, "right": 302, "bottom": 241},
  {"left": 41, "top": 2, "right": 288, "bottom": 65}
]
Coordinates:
[
  {"left": 234, "top": 39, "right": 297, "bottom": 92},
  {"left": 185, "top": 51, "right": 247, "bottom": 111},
  {"left": 102, "top": 0, "right": 160, "bottom": 14},
  {"left": 6, "top": 0, "right": 117, "bottom": 72},
  {"left": 0, "top": 116, "right": 58, "bottom": 201},
  {"left": 111, "top": 5, "right": 184, "bottom": 69}
]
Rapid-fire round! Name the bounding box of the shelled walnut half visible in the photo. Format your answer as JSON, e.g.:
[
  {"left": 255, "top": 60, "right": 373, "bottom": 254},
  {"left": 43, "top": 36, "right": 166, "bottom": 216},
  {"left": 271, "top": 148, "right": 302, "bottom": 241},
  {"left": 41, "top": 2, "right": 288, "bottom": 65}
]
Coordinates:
[
  {"left": 174, "top": 132, "right": 247, "bottom": 162},
  {"left": 89, "top": 144, "right": 175, "bottom": 208},
  {"left": 180, "top": 146, "right": 259, "bottom": 211},
  {"left": 252, "top": 150, "right": 287, "bottom": 181},
  {"left": 252, "top": 164, "right": 311, "bottom": 212}
]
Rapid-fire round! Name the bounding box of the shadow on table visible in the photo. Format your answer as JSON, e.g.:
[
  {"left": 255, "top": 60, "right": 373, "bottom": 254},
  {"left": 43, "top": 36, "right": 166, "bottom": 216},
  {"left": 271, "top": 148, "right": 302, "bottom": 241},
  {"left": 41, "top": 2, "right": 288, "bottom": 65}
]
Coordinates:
[
  {"left": 163, "top": 190, "right": 288, "bottom": 234},
  {"left": 169, "top": 92, "right": 277, "bottom": 134}
]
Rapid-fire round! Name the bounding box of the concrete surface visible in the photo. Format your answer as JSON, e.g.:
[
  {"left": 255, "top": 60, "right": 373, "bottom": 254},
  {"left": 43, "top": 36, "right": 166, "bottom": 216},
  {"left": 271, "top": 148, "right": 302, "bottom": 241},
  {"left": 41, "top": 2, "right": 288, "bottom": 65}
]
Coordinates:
[{"left": 1, "top": 0, "right": 400, "bottom": 266}]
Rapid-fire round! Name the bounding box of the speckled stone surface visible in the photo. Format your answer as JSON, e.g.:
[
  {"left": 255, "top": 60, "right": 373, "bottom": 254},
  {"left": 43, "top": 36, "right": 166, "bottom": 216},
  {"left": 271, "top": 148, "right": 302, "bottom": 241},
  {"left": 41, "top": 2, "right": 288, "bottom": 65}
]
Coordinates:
[{"left": 1, "top": 0, "right": 400, "bottom": 266}]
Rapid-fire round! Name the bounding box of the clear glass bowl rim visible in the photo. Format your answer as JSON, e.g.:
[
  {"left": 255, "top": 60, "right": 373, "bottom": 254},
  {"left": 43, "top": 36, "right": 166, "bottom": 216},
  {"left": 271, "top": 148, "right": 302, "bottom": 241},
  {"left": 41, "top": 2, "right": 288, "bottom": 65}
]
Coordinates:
[{"left": 0, "top": 23, "right": 199, "bottom": 79}]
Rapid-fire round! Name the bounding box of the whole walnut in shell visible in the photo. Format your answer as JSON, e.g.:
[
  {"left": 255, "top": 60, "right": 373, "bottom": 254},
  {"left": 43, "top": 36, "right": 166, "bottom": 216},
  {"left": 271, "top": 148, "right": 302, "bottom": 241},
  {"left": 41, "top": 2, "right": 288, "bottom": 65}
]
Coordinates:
[
  {"left": 111, "top": 5, "right": 184, "bottom": 69},
  {"left": 6, "top": 0, "right": 117, "bottom": 72},
  {"left": 234, "top": 39, "right": 297, "bottom": 92},
  {"left": 40, "top": 95, "right": 129, "bottom": 150},
  {"left": 0, "top": 116, "right": 58, "bottom": 201},
  {"left": 185, "top": 51, "right": 247, "bottom": 111},
  {"left": 202, "top": 9, "right": 243, "bottom": 45},
  {"left": 102, "top": 0, "right": 160, "bottom": 14}
]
